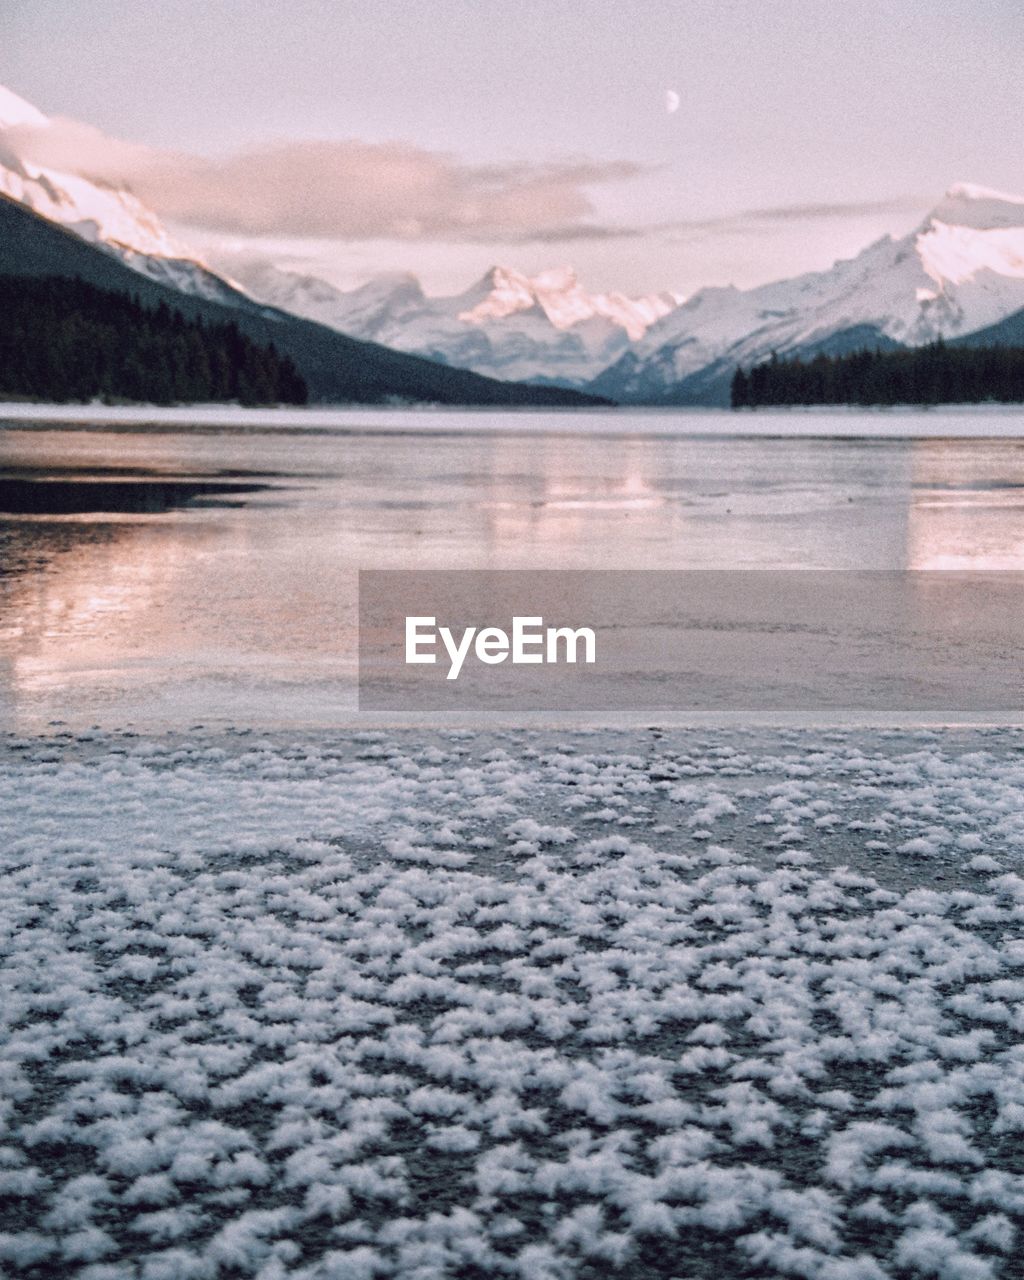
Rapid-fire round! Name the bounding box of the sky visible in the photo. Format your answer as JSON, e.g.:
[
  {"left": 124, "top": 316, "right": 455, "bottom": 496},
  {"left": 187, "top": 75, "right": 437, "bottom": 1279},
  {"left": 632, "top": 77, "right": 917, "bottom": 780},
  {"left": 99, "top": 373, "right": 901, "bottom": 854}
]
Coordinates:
[{"left": 3, "top": 0, "right": 1023, "bottom": 296}]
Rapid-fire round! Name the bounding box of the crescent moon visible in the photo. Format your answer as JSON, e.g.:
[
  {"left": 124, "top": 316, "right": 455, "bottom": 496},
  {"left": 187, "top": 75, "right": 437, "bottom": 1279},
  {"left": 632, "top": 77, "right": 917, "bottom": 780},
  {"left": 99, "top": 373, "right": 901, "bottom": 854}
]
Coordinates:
[{"left": 665, "top": 89, "right": 680, "bottom": 115}]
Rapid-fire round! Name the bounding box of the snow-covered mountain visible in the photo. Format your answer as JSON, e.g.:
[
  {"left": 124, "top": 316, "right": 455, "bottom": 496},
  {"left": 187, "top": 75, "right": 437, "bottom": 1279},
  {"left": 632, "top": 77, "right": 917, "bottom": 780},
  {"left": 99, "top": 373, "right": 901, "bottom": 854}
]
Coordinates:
[
  {"left": 234, "top": 261, "right": 682, "bottom": 386},
  {"left": 5, "top": 77, "right": 1024, "bottom": 403},
  {"left": 592, "top": 183, "right": 1024, "bottom": 403},
  {"left": 0, "top": 84, "right": 246, "bottom": 306},
  {"left": 0, "top": 83, "right": 605, "bottom": 407}
]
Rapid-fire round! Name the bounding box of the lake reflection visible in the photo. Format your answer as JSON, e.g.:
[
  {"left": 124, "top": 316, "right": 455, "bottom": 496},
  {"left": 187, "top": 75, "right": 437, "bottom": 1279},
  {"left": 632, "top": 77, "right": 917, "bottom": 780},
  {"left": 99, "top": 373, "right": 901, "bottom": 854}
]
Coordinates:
[{"left": 2, "top": 413, "right": 1024, "bottom": 728}]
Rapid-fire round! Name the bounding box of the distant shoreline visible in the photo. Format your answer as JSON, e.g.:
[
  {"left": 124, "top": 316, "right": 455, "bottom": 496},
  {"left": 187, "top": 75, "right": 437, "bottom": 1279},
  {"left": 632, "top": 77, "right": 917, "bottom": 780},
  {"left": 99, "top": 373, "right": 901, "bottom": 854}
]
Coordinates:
[{"left": 2, "top": 400, "right": 1024, "bottom": 439}]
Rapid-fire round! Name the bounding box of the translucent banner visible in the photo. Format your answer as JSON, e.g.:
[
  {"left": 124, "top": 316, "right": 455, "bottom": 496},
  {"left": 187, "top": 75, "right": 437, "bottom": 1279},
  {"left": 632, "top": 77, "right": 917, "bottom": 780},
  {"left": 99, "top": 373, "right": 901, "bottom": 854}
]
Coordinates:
[{"left": 359, "top": 570, "right": 1024, "bottom": 724}]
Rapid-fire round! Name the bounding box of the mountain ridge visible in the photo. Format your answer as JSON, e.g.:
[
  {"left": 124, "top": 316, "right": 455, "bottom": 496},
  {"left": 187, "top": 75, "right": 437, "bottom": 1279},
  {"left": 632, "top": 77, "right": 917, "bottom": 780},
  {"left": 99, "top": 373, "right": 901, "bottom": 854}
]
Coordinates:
[
  {"left": 0, "top": 84, "right": 226, "bottom": 295},
  {"left": 0, "top": 193, "right": 607, "bottom": 407},
  {"left": 591, "top": 183, "right": 1024, "bottom": 404},
  {"left": 0, "top": 81, "right": 606, "bottom": 407},
  {"left": 5, "top": 82, "right": 1024, "bottom": 406},
  {"left": 231, "top": 260, "right": 681, "bottom": 387}
]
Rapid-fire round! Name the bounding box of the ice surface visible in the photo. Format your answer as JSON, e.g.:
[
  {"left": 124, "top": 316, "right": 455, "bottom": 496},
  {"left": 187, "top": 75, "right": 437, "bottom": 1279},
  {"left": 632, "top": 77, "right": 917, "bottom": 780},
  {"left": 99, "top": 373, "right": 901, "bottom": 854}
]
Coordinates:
[
  {"left": 2, "top": 728, "right": 1023, "bottom": 1278},
  {"left": 6, "top": 419, "right": 1024, "bottom": 732}
]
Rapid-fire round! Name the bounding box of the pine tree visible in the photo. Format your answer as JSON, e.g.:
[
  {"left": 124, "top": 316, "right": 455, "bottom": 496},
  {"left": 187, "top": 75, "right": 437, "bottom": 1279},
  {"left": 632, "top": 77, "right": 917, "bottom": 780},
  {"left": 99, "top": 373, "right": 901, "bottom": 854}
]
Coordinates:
[{"left": 735, "top": 340, "right": 1024, "bottom": 408}]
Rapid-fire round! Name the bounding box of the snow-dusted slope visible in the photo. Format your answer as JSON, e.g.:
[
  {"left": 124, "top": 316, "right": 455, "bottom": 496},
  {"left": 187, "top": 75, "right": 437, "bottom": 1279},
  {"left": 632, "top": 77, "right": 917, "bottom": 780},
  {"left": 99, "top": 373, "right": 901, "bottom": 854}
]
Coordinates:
[
  {"left": 0, "top": 83, "right": 49, "bottom": 129},
  {"left": 236, "top": 261, "right": 681, "bottom": 386},
  {"left": 0, "top": 84, "right": 245, "bottom": 305},
  {"left": 234, "top": 264, "right": 429, "bottom": 337},
  {"left": 595, "top": 183, "right": 1024, "bottom": 403}
]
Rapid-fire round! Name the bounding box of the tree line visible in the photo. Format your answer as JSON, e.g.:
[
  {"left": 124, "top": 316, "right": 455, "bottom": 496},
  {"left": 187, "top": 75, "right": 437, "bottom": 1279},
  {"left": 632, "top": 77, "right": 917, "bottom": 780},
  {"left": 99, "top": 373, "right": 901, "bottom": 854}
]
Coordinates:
[
  {"left": 0, "top": 274, "right": 308, "bottom": 405},
  {"left": 731, "top": 341, "right": 1024, "bottom": 408}
]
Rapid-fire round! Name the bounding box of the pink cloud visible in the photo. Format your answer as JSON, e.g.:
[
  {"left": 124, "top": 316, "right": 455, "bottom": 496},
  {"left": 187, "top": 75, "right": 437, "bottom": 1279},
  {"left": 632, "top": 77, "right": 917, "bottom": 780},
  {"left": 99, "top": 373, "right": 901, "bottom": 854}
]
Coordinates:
[{"left": 7, "top": 117, "right": 644, "bottom": 243}]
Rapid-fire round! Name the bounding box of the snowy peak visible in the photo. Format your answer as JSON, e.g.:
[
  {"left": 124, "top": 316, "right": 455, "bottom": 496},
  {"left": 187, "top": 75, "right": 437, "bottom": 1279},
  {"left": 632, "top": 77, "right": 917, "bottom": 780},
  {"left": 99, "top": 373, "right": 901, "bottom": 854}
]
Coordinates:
[
  {"left": 916, "top": 182, "right": 1024, "bottom": 291},
  {"left": 238, "top": 261, "right": 680, "bottom": 386},
  {"left": 0, "top": 81, "right": 224, "bottom": 295},
  {"left": 338, "top": 271, "right": 427, "bottom": 316},
  {"left": 0, "top": 84, "right": 48, "bottom": 129},
  {"left": 348, "top": 270, "right": 424, "bottom": 298},
  {"left": 457, "top": 263, "right": 677, "bottom": 340},
  {"left": 917, "top": 218, "right": 1024, "bottom": 290},
  {"left": 457, "top": 265, "right": 539, "bottom": 320},
  {"left": 928, "top": 182, "right": 1024, "bottom": 230},
  {"left": 596, "top": 180, "right": 1024, "bottom": 403},
  {"left": 230, "top": 263, "right": 429, "bottom": 335}
]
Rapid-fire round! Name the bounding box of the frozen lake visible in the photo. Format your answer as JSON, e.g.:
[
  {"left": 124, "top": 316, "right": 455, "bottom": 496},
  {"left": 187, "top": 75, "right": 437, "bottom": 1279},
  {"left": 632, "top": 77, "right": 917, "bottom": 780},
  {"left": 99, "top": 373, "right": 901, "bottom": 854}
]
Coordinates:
[
  {"left": 4, "top": 408, "right": 1024, "bottom": 1278},
  {"left": 2, "top": 407, "right": 1024, "bottom": 729}
]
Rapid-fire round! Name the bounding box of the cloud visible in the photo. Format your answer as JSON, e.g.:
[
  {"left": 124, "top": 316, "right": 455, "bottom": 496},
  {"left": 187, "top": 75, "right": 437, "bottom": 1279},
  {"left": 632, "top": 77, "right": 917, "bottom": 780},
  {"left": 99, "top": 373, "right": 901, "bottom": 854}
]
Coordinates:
[
  {"left": 732, "top": 196, "right": 927, "bottom": 225},
  {"left": 478, "top": 195, "right": 929, "bottom": 248},
  {"left": 508, "top": 222, "right": 641, "bottom": 244},
  {"left": 3, "top": 117, "right": 155, "bottom": 179},
  {"left": 661, "top": 195, "right": 926, "bottom": 242},
  {"left": 5, "top": 117, "right": 645, "bottom": 243}
]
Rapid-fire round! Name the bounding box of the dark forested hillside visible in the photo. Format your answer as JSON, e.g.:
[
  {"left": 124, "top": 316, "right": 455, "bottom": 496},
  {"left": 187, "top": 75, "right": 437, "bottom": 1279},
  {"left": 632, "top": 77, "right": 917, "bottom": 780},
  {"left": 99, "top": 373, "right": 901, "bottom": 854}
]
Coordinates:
[
  {"left": 0, "top": 275, "right": 308, "bottom": 405},
  {"left": 732, "top": 342, "right": 1024, "bottom": 408}
]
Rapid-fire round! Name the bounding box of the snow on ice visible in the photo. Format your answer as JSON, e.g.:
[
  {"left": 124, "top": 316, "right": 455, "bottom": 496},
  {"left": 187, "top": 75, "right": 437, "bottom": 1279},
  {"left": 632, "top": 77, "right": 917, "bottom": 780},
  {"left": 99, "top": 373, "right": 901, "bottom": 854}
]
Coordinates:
[{"left": 1, "top": 728, "right": 1023, "bottom": 1278}]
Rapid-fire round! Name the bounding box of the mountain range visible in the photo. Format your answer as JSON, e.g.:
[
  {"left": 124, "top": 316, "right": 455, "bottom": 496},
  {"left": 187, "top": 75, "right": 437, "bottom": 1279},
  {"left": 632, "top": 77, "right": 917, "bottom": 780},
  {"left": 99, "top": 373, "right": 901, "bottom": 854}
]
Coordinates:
[
  {"left": 0, "top": 85, "right": 601, "bottom": 408},
  {"left": 2, "top": 80, "right": 1024, "bottom": 406},
  {"left": 592, "top": 183, "right": 1024, "bottom": 404},
  {"left": 236, "top": 183, "right": 1024, "bottom": 404},
  {"left": 233, "top": 261, "right": 681, "bottom": 387}
]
